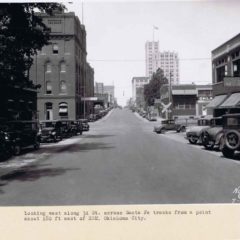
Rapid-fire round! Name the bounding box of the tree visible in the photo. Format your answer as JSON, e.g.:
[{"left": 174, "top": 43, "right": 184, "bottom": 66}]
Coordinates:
[
  {"left": 144, "top": 68, "right": 168, "bottom": 106},
  {"left": 0, "top": 3, "right": 65, "bottom": 88}
]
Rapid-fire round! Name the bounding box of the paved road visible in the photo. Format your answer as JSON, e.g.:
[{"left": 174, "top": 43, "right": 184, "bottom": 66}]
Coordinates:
[{"left": 0, "top": 109, "right": 239, "bottom": 205}]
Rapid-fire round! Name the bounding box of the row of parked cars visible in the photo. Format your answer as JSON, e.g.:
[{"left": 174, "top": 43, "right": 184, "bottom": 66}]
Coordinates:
[
  {"left": 0, "top": 119, "right": 90, "bottom": 160},
  {"left": 134, "top": 109, "right": 158, "bottom": 121},
  {"left": 186, "top": 113, "right": 240, "bottom": 158},
  {"left": 88, "top": 108, "right": 113, "bottom": 122},
  {"left": 153, "top": 113, "right": 240, "bottom": 159}
]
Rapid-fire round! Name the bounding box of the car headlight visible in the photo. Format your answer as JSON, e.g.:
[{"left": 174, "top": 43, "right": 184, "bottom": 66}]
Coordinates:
[{"left": 52, "top": 131, "right": 56, "bottom": 135}]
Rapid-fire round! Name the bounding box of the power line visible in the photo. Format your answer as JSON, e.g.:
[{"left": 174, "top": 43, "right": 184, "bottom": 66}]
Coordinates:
[{"left": 88, "top": 57, "right": 211, "bottom": 62}]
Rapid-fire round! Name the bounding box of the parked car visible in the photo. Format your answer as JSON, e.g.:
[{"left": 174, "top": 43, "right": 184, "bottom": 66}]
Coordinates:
[
  {"left": 186, "top": 117, "right": 212, "bottom": 144},
  {"left": 40, "top": 120, "right": 63, "bottom": 142},
  {"left": 58, "top": 120, "right": 77, "bottom": 138},
  {"left": 78, "top": 119, "right": 89, "bottom": 131},
  {"left": 201, "top": 117, "right": 223, "bottom": 150},
  {"left": 153, "top": 119, "right": 186, "bottom": 134},
  {"left": 6, "top": 121, "right": 41, "bottom": 155},
  {"left": 88, "top": 114, "right": 97, "bottom": 122},
  {"left": 69, "top": 120, "right": 83, "bottom": 135},
  {"left": 147, "top": 113, "right": 157, "bottom": 121},
  {"left": 219, "top": 113, "right": 240, "bottom": 158}
]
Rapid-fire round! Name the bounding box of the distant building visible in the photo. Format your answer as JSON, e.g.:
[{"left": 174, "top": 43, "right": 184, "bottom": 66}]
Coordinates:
[
  {"left": 207, "top": 33, "right": 240, "bottom": 117},
  {"left": 29, "top": 11, "right": 94, "bottom": 120},
  {"left": 145, "top": 41, "right": 159, "bottom": 77},
  {"left": 158, "top": 51, "right": 179, "bottom": 85},
  {"left": 94, "top": 83, "right": 115, "bottom": 108},
  {"left": 104, "top": 85, "right": 115, "bottom": 106},
  {"left": 132, "top": 77, "right": 150, "bottom": 106},
  {"left": 145, "top": 41, "right": 179, "bottom": 84},
  {"left": 94, "top": 82, "right": 104, "bottom": 95},
  {"left": 160, "top": 84, "right": 212, "bottom": 118}
]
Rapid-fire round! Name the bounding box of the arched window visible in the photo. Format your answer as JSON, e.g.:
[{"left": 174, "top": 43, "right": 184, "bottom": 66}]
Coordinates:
[
  {"left": 59, "top": 102, "right": 68, "bottom": 118},
  {"left": 46, "top": 81, "right": 52, "bottom": 94},
  {"left": 60, "top": 80, "right": 67, "bottom": 93}
]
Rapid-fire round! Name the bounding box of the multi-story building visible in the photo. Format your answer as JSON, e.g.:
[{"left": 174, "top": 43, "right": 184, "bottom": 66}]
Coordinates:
[
  {"left": 132, "top": 77, "right": 150, "bottom": 107},
  {"left": 29, "top": 10, "right": 94, "bottom": 120},
  {"left": 145, "top": 41, "right": 179, "bottom": 84},
  {"left": 158, "top": 51, "right": 179, "bottom": 85},
  {"left": 94, "top": 82, "right": 104, "bottom": 95},
  {"left": 145, "top": 41, "right": 159, "bottom": 77},
  {"left": 104, "top": 85, "right": 115, "bottom": 106},
  {"left": 160, "top": 84, "right": 212, "bottom": 118},
  {"left": 208, "top": 33, "right": 240, "bottom": 117}
]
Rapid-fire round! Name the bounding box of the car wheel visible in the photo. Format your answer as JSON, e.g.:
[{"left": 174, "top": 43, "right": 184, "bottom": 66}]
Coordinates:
[
  {"left": 222, "top": 146, "right": 234, "bottom": 158},
  {"left": 160, "top": 128, "right": 166, "bottom": 134},
  {"left": 13, "top": 144, "right": 21, "bottom": 156},
  {"left": 225, "top": 130, "right": 240, "bottom": 150},
  {"left": 188, "top": 136, "right": 197, "bottom": 144},
  {"left": 179, "top": 126, "right": 186, "bottom": 132}
]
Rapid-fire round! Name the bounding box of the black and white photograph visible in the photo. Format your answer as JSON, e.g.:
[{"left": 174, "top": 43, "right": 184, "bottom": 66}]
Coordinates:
[{"left": 0, "top": 0, "right": 240, "bottom": 207}]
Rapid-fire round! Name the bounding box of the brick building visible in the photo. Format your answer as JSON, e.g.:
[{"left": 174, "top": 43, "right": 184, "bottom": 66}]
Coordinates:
[
  {"left": 29, "top": 11, "right": 94, "bottom": 120},
  {"left": 208, "top": 33, "right": 240, "bottom": 117}
]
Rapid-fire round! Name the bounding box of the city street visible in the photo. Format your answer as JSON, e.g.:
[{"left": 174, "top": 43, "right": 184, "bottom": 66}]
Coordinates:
[{"left": 0, "top": 109, "right": 239, "bottom": 205}]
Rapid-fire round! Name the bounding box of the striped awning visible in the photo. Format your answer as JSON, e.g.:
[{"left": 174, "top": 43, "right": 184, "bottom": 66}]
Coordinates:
[
  {"left": 206, "top": 95, "right": 227, "bottom": 108},
  {"left": 219, "top": 93, "right": 240, "bottom": 108}
]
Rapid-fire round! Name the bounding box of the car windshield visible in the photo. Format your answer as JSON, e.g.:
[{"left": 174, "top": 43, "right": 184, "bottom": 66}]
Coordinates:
[
  {"left": 198, "top": 119, "right": 210, "bottom": 126},
  {"left": 210, "top": 118, "right": 222, "bottom": 126}
]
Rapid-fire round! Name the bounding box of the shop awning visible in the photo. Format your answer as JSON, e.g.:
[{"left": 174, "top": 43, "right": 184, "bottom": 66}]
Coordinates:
[
  {"left": 206, "top": 95, "right": 227, "bottom": 108},
  {"left": 219, "top": 93, "right": 240, "bottom": 108}
]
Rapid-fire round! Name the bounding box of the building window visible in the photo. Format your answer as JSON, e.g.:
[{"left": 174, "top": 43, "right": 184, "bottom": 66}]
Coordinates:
[
  {"left": 60, "top": 81, "right": 67, "bottom": 93},
  {"left": 60, "top": 62, "right": 66, "bottom": 72},
  {"left": 46, "top": 81, "right": 52, "bottom": 94},
  {"left": 52, "top": 43, "right": 59, "bottom": 54},
  {"left": 216, "top": 65, "right": 226, "bottom": 83},
  {"left": 45, "top": 102, "right": 53, "bottom": 120},
  {"left": 59, "top": 102, "right": 68, "bottom": 118},
  {"left": 46, "top": 62, "right": 51, "bottom": 72},
  {"left": 233, "top": 59, "right": 240, "bottom": 77}
]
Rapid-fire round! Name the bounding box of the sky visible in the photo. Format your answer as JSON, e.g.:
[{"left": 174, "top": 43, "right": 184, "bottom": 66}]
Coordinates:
[{"left": 5, "top": 0, "right": 240, "bottom": 106}]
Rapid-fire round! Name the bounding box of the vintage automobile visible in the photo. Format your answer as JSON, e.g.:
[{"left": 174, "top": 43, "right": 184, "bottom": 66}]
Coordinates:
[
  {"left": 153, "top": 119, "right": 186, "bottom": 134},
  {"left": 78, "top": 119, "right": 89, "bottom": 131},
  {"left": 58, "top": 120, "right": 79, "bottom": 138},
  {"left": 40, "top": 120, "right": 63, "bottom": 142},
  {"left": 147, "top": 112, "right": 157, "bottom": 121},
  {"left": 6, "top": 121, "right": 41, "bottom": 155},
  {"left": 70, "top": 120, "right": 83, "bottom": 135},
  {"left": 219, "top": 113, "right": 240, "bottom": 158},
  {"left": 201, "top": 117, "right": 223, "bottom": 150},
  {"left": 186, "top": 117, "right": 212, "bottom": 144},
  {"left": 88, "top": 114, "right": 97, "bottom": 122}
]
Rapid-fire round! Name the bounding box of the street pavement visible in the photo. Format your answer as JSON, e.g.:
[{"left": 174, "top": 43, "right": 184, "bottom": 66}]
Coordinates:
[{"left": 0, "top": 108, "right": 239, "bottom": 205}]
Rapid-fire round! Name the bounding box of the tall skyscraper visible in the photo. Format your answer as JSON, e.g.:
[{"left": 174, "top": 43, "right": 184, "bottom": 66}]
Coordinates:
[
  {"left": 145, "top": 41, "right": 179, "bottom": 84},
  {"left": 145, "top": 41, "right": 159, "bottom": 77}
]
